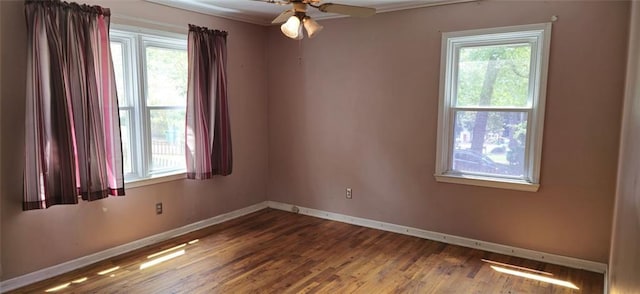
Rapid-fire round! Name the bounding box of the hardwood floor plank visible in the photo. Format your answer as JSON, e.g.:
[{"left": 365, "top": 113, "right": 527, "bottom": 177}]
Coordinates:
[{"left": 7, "top": 209, "right": 603, "bottom": 293}]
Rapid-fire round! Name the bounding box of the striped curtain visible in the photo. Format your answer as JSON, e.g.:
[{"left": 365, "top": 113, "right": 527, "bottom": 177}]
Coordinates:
[
  {"left": 185, "top": 25, "right": 232, "bottom": 179},
  {"left": 24, "top": 0, "right": 124, "bottom": 210}
]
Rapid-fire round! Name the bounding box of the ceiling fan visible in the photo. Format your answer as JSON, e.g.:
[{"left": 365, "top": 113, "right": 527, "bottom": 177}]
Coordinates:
[{"left": 254, "top": 0, "right": 376, "bottom": 40}]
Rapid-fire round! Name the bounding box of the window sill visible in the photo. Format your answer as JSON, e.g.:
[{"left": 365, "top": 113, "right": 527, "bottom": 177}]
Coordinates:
[
  {"left": 434, "top": 173, "right": 539, "bottom": 192},
  {"left": 125, "top": 172, "right": 187, "bottom": 189}
]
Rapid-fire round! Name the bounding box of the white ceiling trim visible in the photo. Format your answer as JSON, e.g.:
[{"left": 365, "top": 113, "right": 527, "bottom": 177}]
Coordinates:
[
  {"left": 297, "top": 0, "right": 481, "bottom": 24},
  {"left": 145, "top": 0, "right": 481, "bottom": 26},
  {"left": 374, "top": 0, "right": 479, "bottom": 14},
  {"left": 147, "top": 0, "right": 275, "bottom": 26}
]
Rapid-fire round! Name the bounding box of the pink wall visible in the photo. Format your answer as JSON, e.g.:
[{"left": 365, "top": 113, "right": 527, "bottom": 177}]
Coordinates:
[
  {"left": 0, "top": 0, "right": 3, "bottom": 280},
  {"left": 267, "top": 0, "right": 629, "bottom": 263},
  {"left": 609, "top": 1, "right": 640, "bottom": 292},
  {"left": 0, "top": 0, "right": 269, "bottom": 280},
  {"left": 0, "top": 0, "right": 632, "bottom": 284}
]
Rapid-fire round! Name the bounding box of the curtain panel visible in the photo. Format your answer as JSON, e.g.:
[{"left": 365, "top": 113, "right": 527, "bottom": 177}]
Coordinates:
[
  {"left": 185, "top": 24, "right": 232, "bottom": 179},
  {"left": 24, "top": 0, "right": 124, "bottom": 210}
]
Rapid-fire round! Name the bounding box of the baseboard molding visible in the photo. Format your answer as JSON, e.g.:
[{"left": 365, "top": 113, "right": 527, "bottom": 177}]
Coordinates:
[
  {"left": 266, "top": 201, "right": 608, "bottom": 274},
  {"left": 1, "top": 200, "right": 608, "bottom": 293},
  {"left": 0, "top": 201, "right": 268, "bottom": 293}
]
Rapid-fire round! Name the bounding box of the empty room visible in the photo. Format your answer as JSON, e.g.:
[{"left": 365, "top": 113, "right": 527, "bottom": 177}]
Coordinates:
[{"left": 1, "top": 0, "right": 639, "bottom": 293}]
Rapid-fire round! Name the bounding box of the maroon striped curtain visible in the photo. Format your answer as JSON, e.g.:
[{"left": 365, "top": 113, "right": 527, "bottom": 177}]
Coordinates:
[
  {"left": 23, "top": 0, "right": 124, "bottom": 210},
  {"left": 185, "top": 25, "right": 232, "bottom": 179}
]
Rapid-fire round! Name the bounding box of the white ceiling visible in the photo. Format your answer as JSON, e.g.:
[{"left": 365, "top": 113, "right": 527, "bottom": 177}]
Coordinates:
[{"left": 146, "top": 0, "right": 477, "bottom": 26}]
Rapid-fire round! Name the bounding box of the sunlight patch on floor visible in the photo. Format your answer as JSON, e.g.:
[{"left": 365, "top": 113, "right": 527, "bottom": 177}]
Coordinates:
[{"left": 490, "top": 265, "right": 580, "bottom": 290}]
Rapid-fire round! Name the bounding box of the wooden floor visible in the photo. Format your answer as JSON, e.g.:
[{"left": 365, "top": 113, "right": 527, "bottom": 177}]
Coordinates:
[{"left": 9, "top": 209, "right": 603, "bottom": 293}]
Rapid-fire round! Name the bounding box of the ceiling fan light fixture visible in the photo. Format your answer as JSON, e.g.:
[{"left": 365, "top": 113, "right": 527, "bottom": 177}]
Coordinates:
[
  {"left": 303, "top": 17, "right": 323, "bottom": 38},
  {"left": 281, "top": 15, "right": 303, "bottom": 40},
  {"left": 269, "top": 1, "right": 375, "bottom": 41}
]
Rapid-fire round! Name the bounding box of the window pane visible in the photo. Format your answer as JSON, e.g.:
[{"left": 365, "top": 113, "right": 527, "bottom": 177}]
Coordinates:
[
  {"left": 145, "top": 46, "right": 187, "bottom": 106},
  {"left": 119, "top": 109, "right": 133, "bottom": 175},
  {"left": 453, "top": 111, "right": 527, "bottom": 177},
  {"left": 149, "top": 108, "right": 186, "bottom": 172},
  {"left": 110, "top": 42, "right": 127, "bottom": 106},
  {"left": 456, "top": 44, "right": 531, "bottom": 107}
]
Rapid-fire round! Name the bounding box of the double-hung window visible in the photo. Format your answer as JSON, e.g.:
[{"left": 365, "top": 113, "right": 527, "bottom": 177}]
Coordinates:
[
  {"left": 435, "top": 23, "right": 552, "bottom": 192},
  {"left": 110, "top": 26, "right": 188, "bottom": 183}
]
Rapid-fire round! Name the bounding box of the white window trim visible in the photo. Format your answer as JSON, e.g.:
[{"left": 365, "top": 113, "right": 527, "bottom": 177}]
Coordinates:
[
  {"left": 111, "top": 24, "right": 188, "bottom": 186},
  {"left": 126, "top": 173, "right": 187, "bottom": 189},
  {"left": 435, "top": 23, "right": 552, "bottom": 192}
]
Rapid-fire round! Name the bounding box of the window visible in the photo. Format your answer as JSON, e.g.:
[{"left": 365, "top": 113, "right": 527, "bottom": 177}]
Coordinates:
[
  {"left": 110, "top": 27, "right": 188, "bottom": 183},
  {"left": 435, "top": 23, "right": 552, "bottom": 192}
]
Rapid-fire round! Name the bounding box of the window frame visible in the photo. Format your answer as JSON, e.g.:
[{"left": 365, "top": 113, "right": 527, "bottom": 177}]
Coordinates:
[
  {"left": 434, "top": 23, "right": 552, "bottom": 192},
  {"left": 110, "top": 25, "right": 188, "bottom": 186}
]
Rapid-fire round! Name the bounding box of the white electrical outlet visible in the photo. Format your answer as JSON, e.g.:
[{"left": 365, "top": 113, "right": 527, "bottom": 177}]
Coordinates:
[{"left": 346, "top": 188, "right": 352, "bottom": 199}]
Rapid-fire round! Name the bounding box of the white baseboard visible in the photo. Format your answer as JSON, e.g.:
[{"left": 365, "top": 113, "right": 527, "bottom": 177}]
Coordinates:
[
  {"left": 1, "top": 200, "right": 608, "bottom": 293},
  {"left": 266, "top": 201, "right": 608, "bottom": 274},
  {"left": 0, "top": 201, "right": 268, "bottom": 293}
]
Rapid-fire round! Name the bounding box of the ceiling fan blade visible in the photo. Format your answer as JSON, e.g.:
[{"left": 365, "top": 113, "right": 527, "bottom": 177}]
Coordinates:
[
  {"left": 251, "top": 0, "right": 291, "bottom": 5},
  {"left": 317, "top": 3, "right": 376, "bottom": 18},
  {"left": 272, "top": 9, "right": 295, "bottom": 23}
]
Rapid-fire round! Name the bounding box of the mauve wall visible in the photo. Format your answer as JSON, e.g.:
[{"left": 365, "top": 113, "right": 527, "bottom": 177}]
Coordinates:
[
  {"left": 0, "top": 0, "right": 268, "bottom": 280},
  {"left": 0, "top": 0, "right": 3, "bottom": 279},
  {"left": 267, "top": 0, "right": 629, "bottom": 263},
  {"left": 609, "top": 1, "right": 640, "bottom": 293}
]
